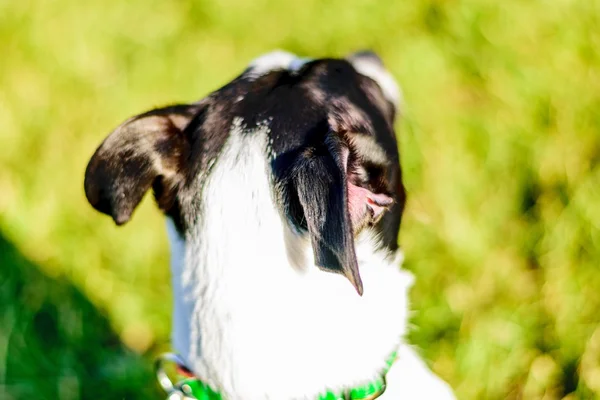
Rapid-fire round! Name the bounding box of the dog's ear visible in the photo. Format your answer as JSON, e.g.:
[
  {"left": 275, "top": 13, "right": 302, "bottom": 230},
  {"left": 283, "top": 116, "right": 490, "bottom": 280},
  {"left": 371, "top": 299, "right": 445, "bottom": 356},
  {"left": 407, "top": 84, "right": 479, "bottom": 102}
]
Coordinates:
[
  {"left": 347, "top": 50, "right": 401, "bottom": 119},
  {"left": 84, "top": 104, "right": 199, "bottom": 225},
  {"left": 291, "top": 132, "right": 364, "bottom": 295}
]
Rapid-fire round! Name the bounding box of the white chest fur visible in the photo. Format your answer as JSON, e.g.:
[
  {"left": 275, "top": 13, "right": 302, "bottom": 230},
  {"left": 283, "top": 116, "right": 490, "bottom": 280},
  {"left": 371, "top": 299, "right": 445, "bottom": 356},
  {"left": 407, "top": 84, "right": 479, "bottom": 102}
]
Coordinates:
[{"left": 166, "top": 120, "right": 415, "bottom": 400}]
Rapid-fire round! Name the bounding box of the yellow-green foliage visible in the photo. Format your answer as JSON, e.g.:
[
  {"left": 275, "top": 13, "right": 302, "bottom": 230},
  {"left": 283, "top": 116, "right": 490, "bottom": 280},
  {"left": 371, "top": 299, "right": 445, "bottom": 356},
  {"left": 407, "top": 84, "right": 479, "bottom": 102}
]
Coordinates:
[{"left": 1, "top": 0, "right": 599, "bottom": 399}]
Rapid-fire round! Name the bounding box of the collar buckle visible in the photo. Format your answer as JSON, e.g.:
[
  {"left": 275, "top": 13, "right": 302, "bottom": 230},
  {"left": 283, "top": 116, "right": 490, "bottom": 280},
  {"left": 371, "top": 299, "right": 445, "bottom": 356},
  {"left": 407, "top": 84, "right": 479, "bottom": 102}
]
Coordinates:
[{"left": 155, "top": 353, "right": 197, "bottom": 400}]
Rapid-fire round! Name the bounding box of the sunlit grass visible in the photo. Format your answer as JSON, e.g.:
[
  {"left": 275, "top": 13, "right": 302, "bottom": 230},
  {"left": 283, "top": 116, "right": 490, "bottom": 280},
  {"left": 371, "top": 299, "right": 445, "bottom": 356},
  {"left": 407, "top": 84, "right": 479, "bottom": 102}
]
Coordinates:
[{"left": 1, "top": 0, "right": 599, "bottom": 398}]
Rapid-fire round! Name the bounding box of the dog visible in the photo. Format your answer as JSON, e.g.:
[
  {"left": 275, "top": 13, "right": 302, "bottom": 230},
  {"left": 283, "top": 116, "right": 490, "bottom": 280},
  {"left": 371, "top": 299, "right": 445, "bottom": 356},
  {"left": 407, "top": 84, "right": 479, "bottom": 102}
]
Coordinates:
[{"left": 84, "top": 50, "right": 456, "bottom": 400}]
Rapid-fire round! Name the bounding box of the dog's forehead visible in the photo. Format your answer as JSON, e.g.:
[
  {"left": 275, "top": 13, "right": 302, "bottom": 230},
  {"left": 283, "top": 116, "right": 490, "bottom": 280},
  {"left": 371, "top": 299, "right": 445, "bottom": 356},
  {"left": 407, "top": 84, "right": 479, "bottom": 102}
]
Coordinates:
[
  {"left": 245, "top": 50, "right": 311, "bottom": 77},
  {"left": 192, "top": 50, "right": 400, "bottom": 169},
  {"left": 243, "top": 50, "right": 399, "bottom": 108}
]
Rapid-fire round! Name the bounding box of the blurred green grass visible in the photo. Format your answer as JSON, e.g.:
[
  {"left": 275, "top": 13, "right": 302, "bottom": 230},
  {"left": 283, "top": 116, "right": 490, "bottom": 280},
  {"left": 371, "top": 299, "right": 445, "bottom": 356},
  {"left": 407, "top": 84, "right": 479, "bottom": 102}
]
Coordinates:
[
  {"left": 0, "top": 234, "right": 161, "bottom": 399},
  {"left": 1, "top": 0, "right": 599, "bottom": 399}
]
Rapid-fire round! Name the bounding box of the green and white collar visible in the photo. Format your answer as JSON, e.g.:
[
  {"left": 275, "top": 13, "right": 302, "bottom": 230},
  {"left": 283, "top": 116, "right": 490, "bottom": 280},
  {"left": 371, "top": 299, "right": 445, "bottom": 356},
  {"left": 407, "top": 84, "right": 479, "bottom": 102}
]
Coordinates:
[{"left": 156, "top": 351, "right": 398, "bottom": 400}]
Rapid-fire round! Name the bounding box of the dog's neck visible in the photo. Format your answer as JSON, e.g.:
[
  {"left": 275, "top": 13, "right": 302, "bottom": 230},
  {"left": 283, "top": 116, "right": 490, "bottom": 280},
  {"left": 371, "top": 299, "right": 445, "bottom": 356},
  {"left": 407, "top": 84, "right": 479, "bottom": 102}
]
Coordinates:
[{"left": 166, "top": 121, "right": 414, "bottom": 399}]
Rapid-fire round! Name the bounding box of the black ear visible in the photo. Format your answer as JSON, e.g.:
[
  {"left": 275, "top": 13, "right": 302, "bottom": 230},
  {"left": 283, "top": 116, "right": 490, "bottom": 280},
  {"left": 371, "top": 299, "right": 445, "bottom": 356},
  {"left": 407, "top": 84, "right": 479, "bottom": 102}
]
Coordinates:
[
  {"left": 291, "top": 133, "right": 363, "bottom": 295},
  {"left": 84, "top": 104, "right": 200, "bottom": 225}
]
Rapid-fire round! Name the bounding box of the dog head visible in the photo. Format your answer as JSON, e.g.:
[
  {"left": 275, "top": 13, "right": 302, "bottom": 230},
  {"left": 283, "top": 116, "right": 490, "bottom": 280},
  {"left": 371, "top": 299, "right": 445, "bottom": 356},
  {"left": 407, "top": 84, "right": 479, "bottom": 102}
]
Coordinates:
[{"left": 84, "top": 50, "right": 405, "bottom": 295}]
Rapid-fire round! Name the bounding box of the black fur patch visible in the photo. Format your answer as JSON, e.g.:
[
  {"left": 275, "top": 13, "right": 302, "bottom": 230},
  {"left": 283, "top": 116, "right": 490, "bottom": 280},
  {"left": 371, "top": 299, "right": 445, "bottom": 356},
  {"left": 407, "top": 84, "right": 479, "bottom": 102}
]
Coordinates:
[{"left": 84, "top": 55, "right": 405, "bottom": 261}]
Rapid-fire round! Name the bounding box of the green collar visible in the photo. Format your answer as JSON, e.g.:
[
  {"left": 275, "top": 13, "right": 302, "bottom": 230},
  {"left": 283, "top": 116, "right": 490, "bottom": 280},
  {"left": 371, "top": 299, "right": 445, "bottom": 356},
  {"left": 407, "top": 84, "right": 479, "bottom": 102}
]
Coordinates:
[{"left": 156, "top": 351, "right": 397, "bottom": 400}]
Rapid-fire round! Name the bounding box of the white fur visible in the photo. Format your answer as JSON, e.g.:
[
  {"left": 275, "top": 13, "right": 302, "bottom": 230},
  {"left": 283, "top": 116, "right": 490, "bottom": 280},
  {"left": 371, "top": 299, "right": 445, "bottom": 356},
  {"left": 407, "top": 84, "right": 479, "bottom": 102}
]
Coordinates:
[
  {"left": 247, "top": 50, "right": 298, "bottom": 79},
  {"left": 289, "top": 57, "right": 313, "bottom": 72},
  {"left": 166, "top": 117, "right": 454, "bottom": 399},
  {"left": 349, "top": 57, "right": 403, "bottom": 110}
]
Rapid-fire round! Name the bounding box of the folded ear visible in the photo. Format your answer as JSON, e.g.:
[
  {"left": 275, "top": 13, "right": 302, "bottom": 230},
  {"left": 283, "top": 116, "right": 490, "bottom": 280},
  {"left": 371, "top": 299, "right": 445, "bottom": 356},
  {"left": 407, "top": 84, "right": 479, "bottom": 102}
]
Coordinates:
[
  {"left": 292, "top": 133, "right": 364, "bottom": 295},
  {"left": 84, "top": 104, "right": 199, "bottom": 225}
]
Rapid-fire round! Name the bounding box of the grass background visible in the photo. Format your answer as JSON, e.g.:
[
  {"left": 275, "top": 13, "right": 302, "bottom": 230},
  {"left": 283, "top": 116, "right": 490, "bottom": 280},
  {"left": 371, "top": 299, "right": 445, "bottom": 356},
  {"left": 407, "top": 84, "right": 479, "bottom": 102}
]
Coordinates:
[{"left": 1, "top": 0, "right": 599, "bottom": 398}]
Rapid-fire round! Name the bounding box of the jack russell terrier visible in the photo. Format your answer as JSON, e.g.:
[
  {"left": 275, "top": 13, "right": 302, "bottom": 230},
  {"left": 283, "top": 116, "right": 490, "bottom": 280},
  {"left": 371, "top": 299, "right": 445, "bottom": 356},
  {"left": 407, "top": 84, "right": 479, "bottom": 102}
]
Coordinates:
[{"left": 84, "top": 50, "right": 456, "bottom": 400}]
